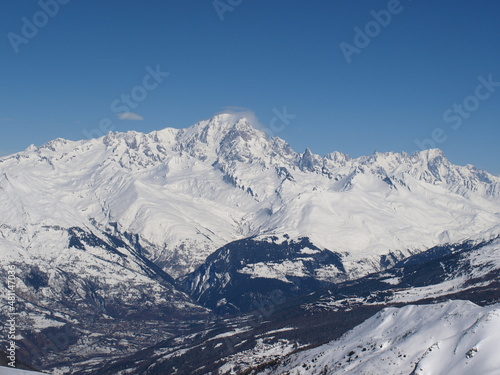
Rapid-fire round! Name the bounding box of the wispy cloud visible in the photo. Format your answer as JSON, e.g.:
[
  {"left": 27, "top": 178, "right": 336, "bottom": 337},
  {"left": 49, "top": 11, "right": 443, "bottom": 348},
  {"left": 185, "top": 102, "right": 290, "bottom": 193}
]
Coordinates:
[
  {"left": 216, "top": 106, "right": 264, "bottom": 130},
  {"left": 0, "top": 118, "right": 13, "bottom": 122},
  {"left": 117, "top": 112, "right": 144, "bottom": 121}
]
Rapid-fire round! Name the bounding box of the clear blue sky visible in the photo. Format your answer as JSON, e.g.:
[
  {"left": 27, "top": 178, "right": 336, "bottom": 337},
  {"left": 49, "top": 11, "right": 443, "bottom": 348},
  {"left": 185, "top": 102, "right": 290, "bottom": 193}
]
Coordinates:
[{"left": 1, "top": 0, "right": 499, "bottom": 174}]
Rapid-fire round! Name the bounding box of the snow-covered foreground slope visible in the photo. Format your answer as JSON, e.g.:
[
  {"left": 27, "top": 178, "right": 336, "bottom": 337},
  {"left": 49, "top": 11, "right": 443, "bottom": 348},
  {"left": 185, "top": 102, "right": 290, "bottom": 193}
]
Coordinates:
[
  {"left": 0, "top": 368, "right": 45, "bottom": 375},
  {"left": 260, "top": 300, "right": 500, "bottom": 375},
  {"left": 1, "top": 113, "right": 499, "bottom": 279}
]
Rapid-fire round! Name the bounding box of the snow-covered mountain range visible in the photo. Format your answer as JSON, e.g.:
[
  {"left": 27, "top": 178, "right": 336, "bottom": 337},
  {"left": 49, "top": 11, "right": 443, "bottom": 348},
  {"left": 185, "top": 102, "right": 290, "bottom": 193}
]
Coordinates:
[
  {"left": 0, "top": 113, "right": 499, "bottom": 373},
  {"left": 1, "top": 113, "right": 499, "bottom": 278}
]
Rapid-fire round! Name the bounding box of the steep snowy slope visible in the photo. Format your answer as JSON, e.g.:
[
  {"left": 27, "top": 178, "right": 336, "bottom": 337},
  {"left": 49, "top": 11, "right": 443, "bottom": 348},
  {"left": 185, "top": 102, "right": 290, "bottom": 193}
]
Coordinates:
[
  {"left": 1, "top": 113, "right": 499, "bottom": 280},
  {"left": 0, "top": 368, "right": 45, "bottom": 375},
  {"left": 259, "top": 300, "right": 500, "bottom": 375}
]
